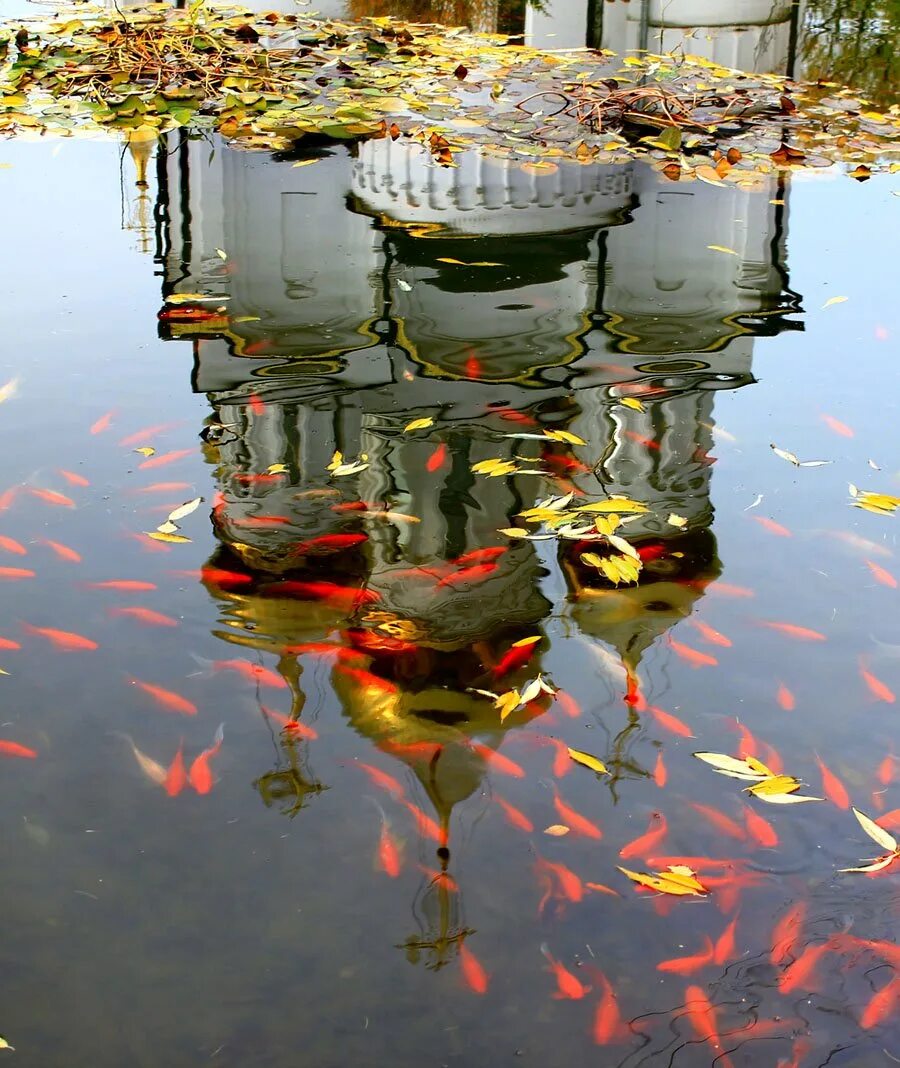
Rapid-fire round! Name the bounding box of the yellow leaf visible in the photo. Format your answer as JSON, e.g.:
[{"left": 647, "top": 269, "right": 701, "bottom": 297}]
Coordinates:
[
  {"left": 850, "top": 807, "right": 899, "bottom": 853},
  {"left": 667, "top": 513, "right": 688, "bottom": 528},
  {"left": 404, "top": 417, "right": 434, "bottom": 433},
  {"left": 156, "top": 520, "right": 179, "bottom": 535},
  {"left": 144, "top": 531, "right": 192, "bottom": 544},
  {"left": 618, "top": 865, "right": 708, "bottom": 896},
  {"left": 133, "top": 447, "right": 155, "bottom": 457},
  {"left": 267, "top": 464, "right": 288, "bottom": 474},
  {"left": 512, "top": 635, "right": 541, "bottom": 648},
  {"left": 693, "top": 751, "right": 771, "bottom": 780},
  {"left": 215, "top": 248, "right": 227, "bottom": 260},
  {"left": 578, "top": 498, "right": 648, "bottom": 515},
  {"left": 291, "top": 159, "right": 320, "bottom": 168},
  {"left": 544, "top": 429, "right": 588, "bottom": 446},
  {"left": 544, "top": 824, "right": 570, "bottom": 836},
  {"left": 620, "top": 397, "right": 645, "bottom": 412},
  {"left": 822, "top": 296, "right": 848, "bottom": 309},
  {"left": 495, "top": 689, "right": 520, "bottom": 722},
  {"left": 567, "top": 747, "right": 608, "bottom": 774},
  {"left": 707, "top": 245, "right": 738, "bottom": 255}
]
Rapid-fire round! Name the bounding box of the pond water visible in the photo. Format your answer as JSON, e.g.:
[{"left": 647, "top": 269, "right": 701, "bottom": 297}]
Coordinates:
[{"left": 1, "top": 3, "right": 899, "bottom": 1068}]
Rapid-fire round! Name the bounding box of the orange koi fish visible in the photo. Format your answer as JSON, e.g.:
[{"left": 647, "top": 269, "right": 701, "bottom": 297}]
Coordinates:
[
  {"left": 620, "top": 812, "right": 667, "bottom": 859},
  {"left": 260, "top": 706, "right": 318, "bottom": 740},
  {"left": 866, "top": 559, "right": 898, "bottom": 588},
  {"left": 293, "top": 533, "right": 368, "bottom": 556},
  {"left": 592, "top": 971, "right": 627, "bottom": 1045},
  {"left": 535, "top": 856, "right": 584, "bottom": 910},
  {"left": 682, "top": 986, "right": 731, "bottom": 1065},
  {"left": 89, "top": 409, "right": 115, "bottom": 435},
  {"left": 653, "top": 752, "right": 667, "bottom": 788},
  {"left": 231, "top": 514, "right": 292, "bottom": 528},
  {"left": 860, "top": 661, "right": 895, "bottom": 703},
  {"left": 820, "top": 414, "right": 853, "bottom": 438},
  {"left": 552, "top": 788, "right": 602, "bottom": 840},
  {"left": 689, "top": 618, "right": 732, "bottom": 648},
  {"left": 420, "top": 866, "right": 459, "bottom": 894},
  {"left": 777, "top": 683, "right": 795, "bottom": 711},
  {"left": 689, "top": 803, "right": 746, "bottom": 841},
  {"left": 491, "top": 639, "right": 539, "bottom": 679},
  {"left": 744, "top": 805, "right": 778, "bottom": 848},
  {"left": 878, "top": 754, "right": 894, "bottom": 786},
  {"left": 877, "top": 808, "right": 900, "bottom": 831},
  {"left": 816, "top": 756, "right": 850, "bottom": 809},
  {"left": 623, "top": 431, "right": 659, "bottom": 450},
  {"left": 0, "top": 635, "right": 20, "bottom": 649},
  {"left": 0, "top": 487, "right": 17, "bottom": 511},
  {"left": 29, "top": 488, "right": 74, "bottom": 508},
  {"left": 459, "top": 943, "right": 489, "bottom": 994},
  {"left": 777, "top": 940, "right": 830, "bottom": 993},
  {"left": 436, "top": 563, "right": 498, "bottom": 588},
  {"left": 0, "top": 535, "right": 26, "bottom": 556},
  {"left": 470, "top": 742, "right": 525, "bottom": 779},
  {"left": 706, "top": 582, "right": 754, "bottom": 598},
  {"left": 402, "top": 800, "right": 444, "bottom": 844},
  {"left": 137, "top": 482, "right": 193, "bottom": 495},
  {"left": 23, "top": 624, "right": 97, "bottom": 651},
  {"left": 39, "top": 538, "right": 81, "bottom": 563},
  {"left": 129, "top": 678, "right": 197, "bottom": 716},
  {"left": 139, "top": 449, "right": 193, "bottom": 470},
  {"left": 377, "top": 740, "right": 440, "bottom": 762},
  {"left": 464, "top": 351, "right": 483, "bottom": 380},
  {"left": 248, "top": 392, "right": 266, "bottom": 416},
  {"left": 495, "top": 407, "right": 538, "bottom": 427},
  {"left": 165, "top": 743, "right": 187, "bottom": 797},
  {"left": 657, "top": 937, "right": 714, "bottom": 975},
  {"left": 370, "top": 799, "right": 401, "bottom": 878},
  {"left": 351, "top": 761, "right": 405, "bottom": 800},
  {"left": 760, "top": 621, "right": 826, "bottom": 641},
  {"left": 426, "top": 443, "right": 448, "bottom": 472},
  {"left": 0, "top": 739, "right": 37, "bottom": 759},
  {"left": 336, "top": 665, "right": 399, "bottom": 695},
  {"left": 108, "top": 606, "right": 178, "bottom": 628},
  {"left": 189, "top": 723, "right": 224, "bottom": 795},
  {"left": 494, "top": 795, "right": 534, "bottom": 833},
  {"left": 732, "top": 719, "right": 758, "bottom": 758},
  {"left": 752, "top": 516, "right": 792, "bottom": 537},
  {"left": 554, "top": 692, "right": 582, "bottom": 719},
  {"left": 860, "top": 975, "right": 900, "bottom": 1029},
  {"left": 549, "top": 738, "right": 572, "bottom": 778},
  {"left": 232, "top": 472, "right": 287, "bottom": 488},
  {"left": 645, "top": 704, "right": 694, "bottom": 738},
  {"left": 58, "top": 469, "right": 90, "bottom": 487},
  {"left": 713, "top": 914, "right": 740, "bottom": 965},
  {"left": 541, "top": 944, "right": 590, "bottom": 1000},
  {"left": 669, "top": 638, "right": 718, "bottom": 668},
  {"left": 118, "top": 422, "right": 179, "bottom": 448},
  {"left": 85, "top": 580, "right": 157, "bottom": 592},
  {"left": 198, "top": 567, "right": 252, "bottom": 589},
  {"left": 213, "top": 659, "right": 286, "bottom": 689},
  {"left": 453, "top": 547, "right": 508, "bottom": 566},
  {"left": 275, "top": 581, "right": 380, "bottom": 611}
]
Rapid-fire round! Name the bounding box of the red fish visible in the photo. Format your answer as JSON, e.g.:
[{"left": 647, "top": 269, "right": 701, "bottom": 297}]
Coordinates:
[
  {"left": 760, "top": 621, "right": 826, "bottom": 641},
  {"left": 137, "top": 482, "right": 193, "bottom": 495},
  {"left": 23, "top": 624, "right": 97, "bottom": 651},
  {"left": 495, "top": 407, "right": 538, "bottom": 427},
  {"left": 459, "top": 943, "right": 489, "bottom": 994},
  {"left": 139, "top": 449, "right": 193, "bottom": 470},
  {"left": 866, "top": 559, "right": 897, "bottom": 588},
  {"left": 541, "top": 944, "right": 590, "bottom": 1000},
  {"left": 682, "top": 986, "right": 731, "bottom": 1065},
  {"left": 0, "top": 535, "right": 26, "bottom": 555},
  {"left": 232, "top": 514, "right": 292, "bottom": 528},
  {"left": 620, "top": 812, "right": 667, "bottom": 859},
  {"left": 29, "top": 488, "right": 75, "bottom": 508},
  {"left": 402, "top": 800, "right": 444, "bottom": 844},
  {"left": 164, "top": 742, "right": 187, "bottom": 797},
  {"left": 436, "top": 563, "right": 498, "bottom": 588},
  {"left": 214, "top": 659, "right": 286, "bottom": 689},
  {"left": 0, "top": 566, "right": 34, "bottom": 581},
  {"left": 58, "top": 469, "right": 90, "bottom": 487},
  {"left": 555, "top": 692, "right": 582, "bottom": 719},
  {"left": 336, "top": 666, "right": 399, "bottom": 696},
  {"left": 492, "top": 640, "right": 540, "bottom": 679},
  {"left": 623, "top": 431, "right": 659, "bottom": 450},
  {"left": 260, "top": 706, "right": 318, "bottom": 740},
  {"left": 85, "top": 580, "right": 157, "bottom": 592},
  {"left": 706, "top": 582, "right": 754, "bottom": 598},
  {"left": 453, "top": 547, "right": 508, "bottom": 567},
  {"left": 275, "top": 581, "right": 380, "bottom": 611},
  {"left": 535, "top": 856, "right": 583, "bottom": 908},
  {"left": 39, "top": 539, "right": 81, "bottom": 563},
  {"left": 371, "top": 801, "right": 401, "bottom": 878},
  {"left": 130, "top": 678, "right": 197, "bottom": 716},
  {"left": 294, "top": 533, "right": 368, "bottom": 555},
  {"left": 118, "top": 422, "right": 179, "bottom": 448},
  {"left": 820, "top": 413, "right": 853, "bottom": 438},
  {"left": 248, "top": 392, "right": 266, "bottom": 416},
  {"left": 624, "top": 670, "right": 643, "bottom": 708},
  {"left": 752, "top": 516, "right": 792, "bottom": 537},
  {"left": 90, "top": 410, "right": 115, "bottom": 435},
  {"left": 657, "top": 937, "right": 714, "bottom": 975},
  {"left": 878, "top": 754, "right": 894, "bottom": 786},
  {"left": 637, "top": 542, "right": 668, "bottom": 563},
  {"left": 860, "top": 975, "right": 900, "bottom": 1029},
  {"left": 464, "top": 351, "right": 483, "bottom": 380},
  {"left": 689, "top": 803, "right": 746, "bottom": 841},
  {"left": 0, "top": 739, "right": 37, "bottom": 759},
  {"left": 860, "top": 661, "right": 895, "bottom": 703},
  {"left": 352, "top": 761, "right": 405, "bottom": 800},
  {"left": 0, "top": 487, "right": 16, "bottom": 511},
  {"left": 744, "top": 806, "right": 778, "bottom": 848},
  {"left": 0, "top": 635, "right": 20, "bottom": 650},
  {"left": 713, "top": 914, "right": 740, "bottom": 965},
  {"left": 645, "top": 704, "right": 694, "bottom": 738},
  {"left": 426, "top": 443, "right": 448, "bottom": 472},
  {"left": 816, "top": 756, "right": 850, "bottom": 809},
  {"left": 189, "top": 723, "right": 224, "bottom": 795},
  {"left": 669, "top": 638, "right": 717, "bottom": 668},
  {"left": 198, "top": 567, "right": 252, "bottom": 589},
  {"left": 495, "top": 795, "right": 534, "bottom": 833},
  {"left": 653, "top": 752, "right": 667, "bottom": 788},
  {"left": 548, "top": 738, "right": 571, "bottom": 778},
  {"left": 552, "top": 788, "right": 602, "bottom": 839},
  {"left": 470, "top": 742, "right": 525, "bottom": 779},
  {"left": 688, "top": 618, "right": 732, "bottom": 647},
  {"left": 777, "top": 941, "right": 830, "bottom": 994},
  {"left": 592, "top": 971, "right": 627, "bottom": 1045},
  {"left": 108, "top": 606, "right": 179, "bottom": 628},
  {"left": 377, "top": 740, "right": 440, "bottom": 762},
  {"left": 776, "top": 683, "right": 795, "bottom": 711}
]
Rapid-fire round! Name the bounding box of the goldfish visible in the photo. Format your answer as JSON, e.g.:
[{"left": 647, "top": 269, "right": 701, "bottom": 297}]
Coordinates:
[
  {"left": 136, "top": 482, "right": 193, "bottom": 495},
  {"left": 620, "top": 812, "right": 667, "bottom": 859},
  {"left": 22, "top": 624, "right": 97, "bottom": 651},
  {"left": 0, "top": 739, "right": 38, "bottom": 759},
  {"left": 645, "top": 704, "right": 694, "bottom": 739},
  {"left": 453, "top": 547, "right": 508, "bottom": 566},
  {"left": 706, "top": 581, "right": 754, "bottom": 598},
  {"left": 0, "top": 635, "right": 20, "bottom": 650},
  {"left": 129, "top": 678, "right": 197, "bottom": 716},
  {"left": 548, "top": 738, "right": 571, "bottom": 778},
  {"left": 371, "top": 799, "right": 401, "bottom": 878},
  {"left": 669, "top": 638, "right": 718, "bottom": 668},
  {"left": 877, "top": 754, "right": 894, "bottom": 786},
  {"left": 118, "top": 422, "right": 179, "bottom": 448},
  {"left": 402, "top": 800, "right": 444, "bottom": 844},
  {"left": 495, "top": 407, "right": 538, "bottom": 427},
  {"left": 165, "top": 743, "right": 187, "bottom": 797},
  {"left": 689, "top": 618, "right": 732, "bottom": 648},
  {"left": 29, "top": 488, "right": 74, "bottom": 508},
  {"left": 0, "top": 535, "right": 25, "bottom": 555},
  {"left": 189, "top": 723, "right": 224, "bottom": 794},
  {"left": 647, "top": 856, "right": 740, "bottom": 872},
  {"left": 459, "top": 943, "right": 489, "bottom": 994},
  {"left": 828, "top": 530, "right": 892, "bottom": 559},
  {"left": 336, "top": 666, "right": 399, "bottom": 696},
  {"left": 420, "top": 866, "right": 459, "bottom": 893},
  {"left": 377, "top": 740, "right": 440, "bottom": 762},
  {"left": 753, "top": 515, "right": 793, "bottom": 538},
  {"left": 212, "top": 659, "right": 286, "bottom": 689},
  {"left": 682, "top": 986, "right": 730, "bottom": 1064},
  {"left": 248, "top": 392, "right": 266, "bottom": 416},
  {"left": 139, "top": 449, "right": 193, "bottom": 470},
  {"left": 552, "top": 788, "right": 602, "bottom": 840},
  {"left": 776, "top": 683, "right": 795, "bottom": 711},
  {"left": 352, "top": 761, "right": 405, "bottom": 800},
  {"left": 494, "top": 795, "right": 534, "bottom": 833},
  {"left": 39, "top": 538, "right": 81, "bottom": 563},
  {"left": 232, "top": 514, "right": 292, "bottom": 528},
  {"left": 555, "top": 692, "right": 581, "bottom": 719},
  {"left": 0, "top": 487, "right": 17, "bottom": 511},
  {"left": 293, "top": 533, "right": 368, "bottom": 556},
  {"left": 470, "top": 742, "right": 525, "bottom": 779},
  {"left": 197, "top": 567, "right": 252, "bottom": 589},
  {"left": 820, "top": 414, "right": 853, "bottom": 438},
  {"left": 119, "top": 733, "right": 167, "bottom": 786},
  {"left": 260, "top": 706, "right": 318, "bottom": 740},
  {"left": 108, "top": 606, "right": 179, "bottom": 628},
  {"left": 492, "top": 641, "right": 539, "bottom": 680},
  {"left": 653, "top": 752, "right": 667, "bottom": 788},
  {"left": 274, "top": 581, "right": 380, "bottom": 611},
  {"left": 85, "top": 580, "right": 157, "bottom": 592},
  {"left": 815, "top": 756, "right": 850, "bottom": 809},
  {"left": 330, "top": 501, "right": 369, "bottom": 512},
  {"left": 657, "top": 937, "right": 714, "bottom": 975},
  {"left": 744, "top": 806, "right": 778, "bottom": 848},
  {"left": 57, "top": 469, "right": 89, "bottom": 488},
  {"left": 287, "top": 642, "right": 364, "bottom": 665},
  {"left": 541, "top": 944, "right": 590, "bottom": 1000},
  {"left": 689, "top": 803, "right": 746, "bottom": 841},
  {"left": 859, "top": 976, "right": 900, "bottom": 1029},
  {"left": 436, "top": 563, "right": 499, "bottom": 588},
  {"left": 760, "top": 621, "right": 826, "bottom": 641},
  {"left": 426, "top": 443, "right": 448, "bottom": 472},
  {"left": 534, "top": 856, "right": 584, "bottom": 910},
  {"left": 89, "top": 410, "right": 115, "bottom": 435},
  {"left": 860, "top": 660, "right": 895, "bottom": 703},
  {"left": 592, "top": 971, "right": 627, "bottom": 1045},
  {"left": 713, "top": 914, "right": 740, "bottom": 965},
  {"left": 778, "top": 939, "right": 837, "bottom": 995},
  {"left": 866, "top": 559, "right": 897, "bottom": 588},
  {"left": 623, "top": 431, "right": 659, "bottom": 450}
]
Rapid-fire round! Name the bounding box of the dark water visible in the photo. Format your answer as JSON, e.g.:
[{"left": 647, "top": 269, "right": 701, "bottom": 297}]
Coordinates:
[{"left": 1, "top": 4, "right": 900, "bottom": 1068}]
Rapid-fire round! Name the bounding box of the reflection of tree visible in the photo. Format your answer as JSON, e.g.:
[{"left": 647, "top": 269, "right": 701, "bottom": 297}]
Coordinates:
[{"left": 801, "top": 0, "right": 899, "bottom": 105}]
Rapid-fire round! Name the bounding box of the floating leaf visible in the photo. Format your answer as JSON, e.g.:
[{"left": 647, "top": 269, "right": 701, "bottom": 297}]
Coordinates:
[
  {"left": 822, "top": 296, "right": 848, "bottom": 309},
  {"left": 545, "top": 824, "right": 570, "bottom": 836},
  {"left": 166, "top": 497, "right": 203, "bottom": 524},
  {"left": 667, "top": 513, "right": 688, "bottom": 529},
  {"left": 694, "top": 751, "right": 772, "bottom": 780},
  {"left": 145, "top": 531, "right": 192, "bottom": 544},
  {"left": 544, "top": 429, "right": 587, "bottom": 446},
  {"left": 133, "top": 447, "right": 155, "bottom": 457},
  {"left": 619, "top": 397, "right": 645, "bottom": 412},
  {"left": 618, "top": 864, "right": 708, "bottom": 896},
  {"left": 495, "top": 689, "right": 520, "bottom": 722},
  {"left": 850, "top": 806, "right": 898, "bottom": 854},
  {"left": 567, "top": 747, "right": 608, "bottom": 775},
  {"left": 404, "top": 417, "right": 434, "bottom": 433},
  {"left": 707, "top": 245, "right": 738, "bottom": 255}
]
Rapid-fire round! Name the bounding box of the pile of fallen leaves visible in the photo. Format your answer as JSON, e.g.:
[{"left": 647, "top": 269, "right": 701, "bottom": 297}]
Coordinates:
[{"left": 2, "top": 0, "right": 899, "bottom": 179}]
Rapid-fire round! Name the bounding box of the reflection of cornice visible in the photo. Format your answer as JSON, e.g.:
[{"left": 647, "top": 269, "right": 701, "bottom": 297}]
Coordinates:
[{"left": 602, "top": 307, "right": 790, "bottom": 357}]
